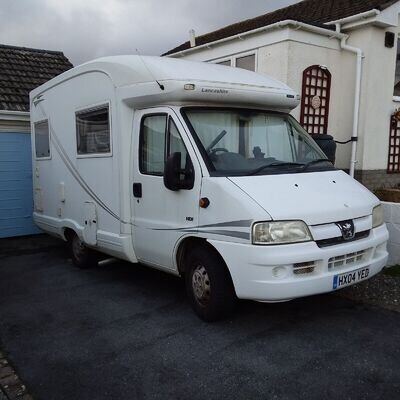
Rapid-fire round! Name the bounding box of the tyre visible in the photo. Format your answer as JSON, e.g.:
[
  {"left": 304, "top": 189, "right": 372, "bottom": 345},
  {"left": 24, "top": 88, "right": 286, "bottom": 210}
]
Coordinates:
[
  {"left": 69, "top": 233, "right": 98, "bottom": 269},
  {"left": 185, "top": 244, "right": 236, "bottom": 322}
]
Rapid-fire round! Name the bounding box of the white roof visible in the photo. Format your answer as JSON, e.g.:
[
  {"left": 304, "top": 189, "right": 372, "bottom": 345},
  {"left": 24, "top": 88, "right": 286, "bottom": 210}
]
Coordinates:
[{"left": 31, "top": 56, "right": 300, "bottom": 110}]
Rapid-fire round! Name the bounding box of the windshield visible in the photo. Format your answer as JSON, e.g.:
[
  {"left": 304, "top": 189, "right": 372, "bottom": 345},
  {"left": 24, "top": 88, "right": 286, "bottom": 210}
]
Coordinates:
[{"left": 182, "top": 108, "right": 334, "bottom": 176}]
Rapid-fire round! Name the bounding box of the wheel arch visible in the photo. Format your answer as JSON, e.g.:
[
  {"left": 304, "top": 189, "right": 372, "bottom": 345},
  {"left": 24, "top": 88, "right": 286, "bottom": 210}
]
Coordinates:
[{"left": 175, "top": 235, "right": 233, "bottom": 281}]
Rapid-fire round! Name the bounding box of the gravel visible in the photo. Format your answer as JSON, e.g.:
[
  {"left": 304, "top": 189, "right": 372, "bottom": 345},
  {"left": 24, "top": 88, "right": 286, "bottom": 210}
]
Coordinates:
[{"left": 339, "top": 267, "right": 400, "bottom": 312}]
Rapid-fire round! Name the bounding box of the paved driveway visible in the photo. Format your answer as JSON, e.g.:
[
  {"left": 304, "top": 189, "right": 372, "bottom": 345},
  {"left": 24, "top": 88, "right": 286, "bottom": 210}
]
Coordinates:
[{"left": 0, "top": 239, "right": 399, "bottom": 400}]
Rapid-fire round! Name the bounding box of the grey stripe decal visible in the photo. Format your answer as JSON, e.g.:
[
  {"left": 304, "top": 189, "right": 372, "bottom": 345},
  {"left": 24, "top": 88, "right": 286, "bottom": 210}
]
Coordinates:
[
  {"left": 152, "top": 219, "right": 253, "bottom": 232},
  {"left": 198, "top": 220, "right": 253, "bottom": 229},
  {"left": 155, "top": 228, "right": 250, "bottom": 240}
]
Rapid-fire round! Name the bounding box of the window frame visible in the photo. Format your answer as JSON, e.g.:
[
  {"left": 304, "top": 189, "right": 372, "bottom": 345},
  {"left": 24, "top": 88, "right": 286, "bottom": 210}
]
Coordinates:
[
  {"left": 75, "top": 101, "right": 112, "bottom": 159},
  {"left": 394, "top": 34, "right": 400, "bottom": 101},
  {"left": 211, "top": 50, "right": 257, "bottom": 72},
  {"left": 34, "top": 118, "right": 51, "bottom": 161},
  {"left": 139, "top": 112, "right": 168, "bottom": 177}
]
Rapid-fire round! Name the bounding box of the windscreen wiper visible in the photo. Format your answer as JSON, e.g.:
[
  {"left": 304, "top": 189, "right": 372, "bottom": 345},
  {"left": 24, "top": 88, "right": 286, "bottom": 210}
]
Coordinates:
[
  {"left": 301, "top": 159, "right": 333, "bottom": 172},
  {"left": 248, "top": 162, "right": 304, "bottom": 176}
]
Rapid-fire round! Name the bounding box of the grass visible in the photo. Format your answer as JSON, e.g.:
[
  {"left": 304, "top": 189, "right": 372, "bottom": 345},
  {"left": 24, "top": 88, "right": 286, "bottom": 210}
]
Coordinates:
[{"left": 384, "top": 264, "right": 400, "bottom": 276}]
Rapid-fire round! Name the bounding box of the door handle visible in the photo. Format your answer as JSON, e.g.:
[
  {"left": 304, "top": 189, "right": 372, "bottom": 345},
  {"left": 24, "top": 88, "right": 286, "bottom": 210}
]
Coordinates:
[{"left": 133, "top": 183, "right": 142, "bottom": 198}]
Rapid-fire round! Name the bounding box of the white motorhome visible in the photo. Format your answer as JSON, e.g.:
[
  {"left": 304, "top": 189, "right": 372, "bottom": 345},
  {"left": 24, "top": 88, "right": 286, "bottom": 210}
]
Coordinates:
[{"left": 30, "top": 56, "right": 389, "bottom": 321}]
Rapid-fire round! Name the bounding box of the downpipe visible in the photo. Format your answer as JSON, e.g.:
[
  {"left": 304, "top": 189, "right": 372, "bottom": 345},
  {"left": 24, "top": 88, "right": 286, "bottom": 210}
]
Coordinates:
[{"left": 336, "top": 23, "right": 364, "bottom": 178}]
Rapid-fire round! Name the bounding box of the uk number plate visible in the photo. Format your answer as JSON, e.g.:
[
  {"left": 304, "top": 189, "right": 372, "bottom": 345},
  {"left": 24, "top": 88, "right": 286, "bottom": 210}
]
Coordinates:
[{"left": 333, "top": 267, "right": 370, "bottom": 290}]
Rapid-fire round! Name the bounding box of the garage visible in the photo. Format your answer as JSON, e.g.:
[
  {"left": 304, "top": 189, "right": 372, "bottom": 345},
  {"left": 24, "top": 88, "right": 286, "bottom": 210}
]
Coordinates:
[
  {"left": 0, "top": 44, "right": 72, "bottom": 238},
  {"left": 0, "top": 129, "right": 40, "bottom": 238}
]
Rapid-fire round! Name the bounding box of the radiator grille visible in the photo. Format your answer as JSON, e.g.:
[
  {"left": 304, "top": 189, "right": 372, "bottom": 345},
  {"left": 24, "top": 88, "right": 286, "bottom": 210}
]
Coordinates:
[{"left": 328, "top": 250, "right": 368, "bottom": 270}]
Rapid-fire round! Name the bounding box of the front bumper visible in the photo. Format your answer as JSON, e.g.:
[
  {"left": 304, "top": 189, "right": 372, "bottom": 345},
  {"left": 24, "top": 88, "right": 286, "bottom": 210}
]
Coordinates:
[{"left": 209, "top": 224, "right": 389, "bottom": 301}]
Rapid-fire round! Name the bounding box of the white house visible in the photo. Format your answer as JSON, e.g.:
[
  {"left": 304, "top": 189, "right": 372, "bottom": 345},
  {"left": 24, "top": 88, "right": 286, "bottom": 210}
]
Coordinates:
[{"left": 164, "top": 0, "right": 400, "bottom": 190}]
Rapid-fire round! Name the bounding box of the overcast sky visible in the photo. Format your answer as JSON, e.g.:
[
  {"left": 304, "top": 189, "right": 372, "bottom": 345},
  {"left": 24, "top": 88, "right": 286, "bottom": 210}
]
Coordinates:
[{"left": 0, "top": 0, "right": 300, "bottom": 65}]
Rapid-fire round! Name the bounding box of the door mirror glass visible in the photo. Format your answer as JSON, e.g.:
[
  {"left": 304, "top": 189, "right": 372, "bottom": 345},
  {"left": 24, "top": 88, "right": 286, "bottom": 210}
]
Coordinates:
[
  {"left": 164, "top": 152, "right": 194, "bottom": 191},
  {"left": 163, "top": 119, "right": 194, "bottom": 191}
]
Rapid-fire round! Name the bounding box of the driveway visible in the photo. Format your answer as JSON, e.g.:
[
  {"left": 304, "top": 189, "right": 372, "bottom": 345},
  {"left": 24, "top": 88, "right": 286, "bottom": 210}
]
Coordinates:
[{"left": 0, "top": 237, "right": 399, "bottom": 400}]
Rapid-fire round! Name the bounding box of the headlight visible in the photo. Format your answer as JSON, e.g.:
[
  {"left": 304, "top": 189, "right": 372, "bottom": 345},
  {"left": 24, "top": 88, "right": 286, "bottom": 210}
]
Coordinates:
[
  {"left": 252, "top": 221, "right": 312, "bottom": 245},
  {"left": 372, "top": 204, "right": 384, "bottom": 228}
]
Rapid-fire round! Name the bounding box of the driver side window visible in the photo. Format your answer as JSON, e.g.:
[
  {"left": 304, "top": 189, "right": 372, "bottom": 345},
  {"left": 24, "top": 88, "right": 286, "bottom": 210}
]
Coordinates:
[{"left": 140, "top": 114, "right": 192, "bottom": 176}]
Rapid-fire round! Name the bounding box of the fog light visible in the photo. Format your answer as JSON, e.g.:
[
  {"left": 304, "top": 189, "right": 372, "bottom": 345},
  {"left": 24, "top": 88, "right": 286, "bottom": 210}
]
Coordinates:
[{"left": 272, "top": 266, "right": 287, "bottom": 279}]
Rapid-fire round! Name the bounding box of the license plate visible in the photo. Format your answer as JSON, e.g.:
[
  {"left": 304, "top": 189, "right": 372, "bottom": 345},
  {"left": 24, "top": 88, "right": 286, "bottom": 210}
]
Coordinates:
[{"left": 333, "top": 267, "right": 370, "bottom": 290}]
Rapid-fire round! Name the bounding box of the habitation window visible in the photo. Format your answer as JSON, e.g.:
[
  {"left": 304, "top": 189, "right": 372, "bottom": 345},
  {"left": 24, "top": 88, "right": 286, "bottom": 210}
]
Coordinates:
[
  {"left": 34, "top": 120, "right": 50, "bottom": 158},
  {"left": 394, "top": 38, "right": 400, "bottom": 96},
  {"left": 140, "top": 114, "right": 167, "bottom": 175},
  {"left": 236, "top": 54, "right": 255, "bottom": 71},
  {"left": 76, "top": 105, "right": 110, "bottom": 154}
]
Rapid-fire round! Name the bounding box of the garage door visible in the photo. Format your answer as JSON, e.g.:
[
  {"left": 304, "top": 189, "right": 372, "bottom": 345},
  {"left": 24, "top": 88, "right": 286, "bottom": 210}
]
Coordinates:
[{"left": 0, "top": 132, "right": 41, "bottom": 238}]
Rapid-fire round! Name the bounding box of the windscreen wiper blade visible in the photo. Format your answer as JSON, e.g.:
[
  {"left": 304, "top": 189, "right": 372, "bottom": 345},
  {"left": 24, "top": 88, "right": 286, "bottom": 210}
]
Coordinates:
[
  {"left": 301, "top": 159, "right": 333, "bottom": 172},
  {"left": 248, "top": 162, "right": 304, "bottom": 176}
]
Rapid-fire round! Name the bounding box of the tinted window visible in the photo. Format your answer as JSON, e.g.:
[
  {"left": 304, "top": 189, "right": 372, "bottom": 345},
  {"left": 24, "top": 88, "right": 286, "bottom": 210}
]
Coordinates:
[
  {"left": 34, "top": 120, "right": 50, "bottom": 158},
  {"left": 76, "top": 106, "right": 110, "bottom": 154}
]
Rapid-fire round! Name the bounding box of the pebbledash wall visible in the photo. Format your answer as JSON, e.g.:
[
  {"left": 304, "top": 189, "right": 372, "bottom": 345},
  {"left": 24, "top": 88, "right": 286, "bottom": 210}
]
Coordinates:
[{"left": 169, "top": 6, "right": 400, "bottom": 191}]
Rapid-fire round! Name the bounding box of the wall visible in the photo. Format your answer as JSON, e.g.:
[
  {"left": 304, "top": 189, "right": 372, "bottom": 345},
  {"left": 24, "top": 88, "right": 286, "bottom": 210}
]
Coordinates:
[
  {"left": 171, "top": 18, "right": 400, "bottom": 177},
  {"left": 382, "top": 201, "right": 400, "bottom": 266},
  {"left": 285, "top": 40, "right": 355, "bottom": 169},
  {"left": 347, "top": 25, "right": 399, "bottom": 173}
]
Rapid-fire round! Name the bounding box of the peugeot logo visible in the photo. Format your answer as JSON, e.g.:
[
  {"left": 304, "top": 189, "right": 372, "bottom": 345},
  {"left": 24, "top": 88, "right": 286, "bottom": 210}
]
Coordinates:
[{"left": 336, "top": 220, "right": 355, "bottom": 241}]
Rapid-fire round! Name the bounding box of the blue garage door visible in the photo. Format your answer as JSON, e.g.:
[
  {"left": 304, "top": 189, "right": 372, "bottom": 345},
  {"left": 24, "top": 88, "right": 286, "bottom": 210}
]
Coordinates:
[{"left": 0, "top": 132, "right": 41, "bottom": 238}]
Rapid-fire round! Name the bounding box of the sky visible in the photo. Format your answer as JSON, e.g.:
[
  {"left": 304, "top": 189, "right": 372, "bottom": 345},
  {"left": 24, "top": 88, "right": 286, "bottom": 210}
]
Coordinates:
[{"left": 0, "top": 0, "right": 300, "bottom": 66}]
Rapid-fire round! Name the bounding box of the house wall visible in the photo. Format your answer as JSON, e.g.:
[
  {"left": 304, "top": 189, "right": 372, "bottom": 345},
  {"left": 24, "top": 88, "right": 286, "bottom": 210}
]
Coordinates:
[
  {"left": 170, "top": 18, "right": 400, "bottom": 188},
  {"left": 171, "top": 28, "right": 356, "bottom": 169}
]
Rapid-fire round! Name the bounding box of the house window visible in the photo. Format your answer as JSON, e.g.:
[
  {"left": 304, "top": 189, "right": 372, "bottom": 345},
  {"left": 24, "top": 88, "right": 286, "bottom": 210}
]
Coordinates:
[
  {"left": 76, "top": 105, "right": 110, "bottom": 155},
  {"left": 394, "top": 38, "right": 400, "bottom": 97},
  {"left": 216, "top": 60, "right": 231, "bottom": 67},
  {"left": 236, "top": 54, "right": 256, "bottom": 71},
  {"left": 34, "top": 120, "right": 50, "bottom": 158},
  {"left": 213, "top": 53, "right": 256, "bottom": 71}
]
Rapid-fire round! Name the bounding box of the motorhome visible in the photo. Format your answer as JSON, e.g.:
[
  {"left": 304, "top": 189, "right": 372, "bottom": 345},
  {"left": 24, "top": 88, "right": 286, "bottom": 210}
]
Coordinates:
[{"left": 30, "top": 56, "right": 389, "bottom": 321}]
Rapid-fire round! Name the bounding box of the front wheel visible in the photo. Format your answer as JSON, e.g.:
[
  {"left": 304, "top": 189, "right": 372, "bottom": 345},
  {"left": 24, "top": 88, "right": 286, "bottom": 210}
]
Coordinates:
[
  {"left": 69, "top": 233, "right": 98, "bottom": 269},
  {"left": 185, "top": 245, "right": 236, "bottom": 322}
]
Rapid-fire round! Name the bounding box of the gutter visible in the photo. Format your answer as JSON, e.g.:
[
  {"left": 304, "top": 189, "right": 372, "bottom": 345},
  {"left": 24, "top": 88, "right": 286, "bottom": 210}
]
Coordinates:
[
  {"left": 167, "top": 20, "right": 346, "bottom": 58},
  {"left": 328, "top": 9, "right": 381, "bottom": 27},
  {"left": 0, "top": 110, "right": 30, "bottom": 122}
]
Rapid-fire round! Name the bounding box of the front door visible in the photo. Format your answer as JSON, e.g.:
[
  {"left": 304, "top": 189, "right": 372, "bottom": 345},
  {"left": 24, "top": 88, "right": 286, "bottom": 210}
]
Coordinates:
[{"left": 131, "top": 107, "right": 201, "bottom": 270}]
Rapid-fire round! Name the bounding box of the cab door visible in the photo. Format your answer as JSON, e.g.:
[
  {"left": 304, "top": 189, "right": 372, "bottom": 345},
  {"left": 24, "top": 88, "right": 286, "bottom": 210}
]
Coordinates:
[{"left": 131, "top": 108, "right": 201, "bottom": 270}]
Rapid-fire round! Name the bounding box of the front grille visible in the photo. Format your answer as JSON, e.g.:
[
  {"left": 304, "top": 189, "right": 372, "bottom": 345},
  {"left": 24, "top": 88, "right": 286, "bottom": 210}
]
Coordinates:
[
  {"left": 328, "top": 249, "right": 368, "bottom": 270},
  {"left": 316, "top": 230, "right": 370, "bottom": 248},
  {"left": 293, "top": 261, "right": 316, "bottom": 275}
]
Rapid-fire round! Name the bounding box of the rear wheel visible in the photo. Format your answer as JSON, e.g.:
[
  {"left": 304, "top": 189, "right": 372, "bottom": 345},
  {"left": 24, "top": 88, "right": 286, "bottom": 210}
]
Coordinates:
[
  {"left": 185, "top": 245, "right": 236, "bottom": 322},
  {"left": 69, "top": 233, "right": 98, "bottom": 269}
]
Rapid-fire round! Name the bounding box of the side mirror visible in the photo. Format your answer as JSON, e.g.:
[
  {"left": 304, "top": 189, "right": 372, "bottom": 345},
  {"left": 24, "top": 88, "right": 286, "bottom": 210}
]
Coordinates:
[{"left": 164, "top": 152, "right": 194, "bottom": 191}]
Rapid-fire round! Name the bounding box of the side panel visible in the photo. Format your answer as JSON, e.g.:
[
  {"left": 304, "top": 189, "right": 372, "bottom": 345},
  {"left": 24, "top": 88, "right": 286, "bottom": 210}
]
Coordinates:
[{"left": 31, "top": 72, "right": 133, "bottom": 259}]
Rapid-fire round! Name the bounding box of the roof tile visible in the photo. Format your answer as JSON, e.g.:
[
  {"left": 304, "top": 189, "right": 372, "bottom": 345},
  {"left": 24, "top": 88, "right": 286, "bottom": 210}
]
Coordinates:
[
  {"left": 163, "top": 0, "right": 398, "bottom": 55},
  {"left": 0, "top": 44, "right": 73, "bottom": 111}
]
